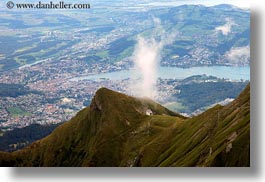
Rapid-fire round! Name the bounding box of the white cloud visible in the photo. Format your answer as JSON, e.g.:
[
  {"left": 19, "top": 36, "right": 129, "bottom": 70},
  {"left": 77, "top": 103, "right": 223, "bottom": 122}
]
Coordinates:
[
  {"left": 215, "top": 18, "right": 235, "bottom": 36},
  {"left": 129, "top": 18, "right": 177, "bottom": 99},
  {"left": 225, "top": 46, "right": 250, "bottom": 64},
  {"left": 132, "top": 37, "right": 160, "bottom": 99}
]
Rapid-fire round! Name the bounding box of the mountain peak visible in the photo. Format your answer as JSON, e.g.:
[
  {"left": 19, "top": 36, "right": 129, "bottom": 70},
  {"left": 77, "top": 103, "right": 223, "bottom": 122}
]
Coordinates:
[
  {"left": 0, "top": 84, "right": 250, "bottom": 167},
  {"left": 91, "top": 87, "right": 183, "bottom": 117},
  {"left": 95, "top": 87, "right": 118, "bottom": 96}
]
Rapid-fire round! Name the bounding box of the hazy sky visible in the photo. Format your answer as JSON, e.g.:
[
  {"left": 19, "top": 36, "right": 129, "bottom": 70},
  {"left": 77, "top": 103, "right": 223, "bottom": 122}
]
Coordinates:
[
  {"left": 144, "top": 0, "right": 250, "bottom": 9},
  {"left": 190, "top": 0, "right": 250, "bottom": 8}
]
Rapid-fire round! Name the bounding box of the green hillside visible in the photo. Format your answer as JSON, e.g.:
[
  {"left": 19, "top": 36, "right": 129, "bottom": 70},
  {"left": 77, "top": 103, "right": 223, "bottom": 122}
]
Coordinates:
[{"left": 0, "top": 84, "right": 250, "bottom": 167}]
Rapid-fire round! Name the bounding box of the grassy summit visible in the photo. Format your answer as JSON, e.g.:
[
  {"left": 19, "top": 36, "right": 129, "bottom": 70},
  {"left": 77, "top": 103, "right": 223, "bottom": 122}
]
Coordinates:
[{"left": 0, "top": 84, "right": 250, "bottom": 167}]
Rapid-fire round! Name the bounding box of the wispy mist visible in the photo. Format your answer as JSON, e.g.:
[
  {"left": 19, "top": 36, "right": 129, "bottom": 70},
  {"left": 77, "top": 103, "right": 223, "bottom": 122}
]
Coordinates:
[
  {"left": 225, "top": 45, "right": 250, "bottom": 65},
  {"left": 130, "top": 18, "right": 177, "bottom": 99},
  {"left": 215, "top": 18, "right": 235, "bottom": 36}
]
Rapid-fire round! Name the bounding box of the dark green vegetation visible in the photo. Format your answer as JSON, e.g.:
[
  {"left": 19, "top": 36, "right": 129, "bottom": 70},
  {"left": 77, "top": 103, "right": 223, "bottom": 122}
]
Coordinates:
[
  {"left": 0, "top": 84, "right": 250, "bottom": 167},
  {"left": 160, "top": 75, "right": 248, "bottom": 113},
  {"left": 108, "top": 38, "right": 135, "bottom": 56},
  {"left": 174, "top": 81, "right": 248, "bottom": 113},
  {"left": 0, "top": 123, "right": 62, "bottom": 152},
  {"left": 6, "top": 107, "right": 28, "bottom": 117},
  {"left": 0, "top": 83, "right": 41, "bottom": 98}
]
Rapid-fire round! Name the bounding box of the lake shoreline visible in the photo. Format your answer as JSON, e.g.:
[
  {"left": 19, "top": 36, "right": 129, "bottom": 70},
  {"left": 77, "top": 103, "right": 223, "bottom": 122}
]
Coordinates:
[{"left": 70, "top": 65, "right": 250, "bottom": 82}]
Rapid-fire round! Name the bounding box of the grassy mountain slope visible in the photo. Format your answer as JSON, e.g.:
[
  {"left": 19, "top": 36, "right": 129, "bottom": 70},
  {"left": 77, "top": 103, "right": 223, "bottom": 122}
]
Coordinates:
[{"left": 0, "top": 84, "right": 250, "bottom": 167}]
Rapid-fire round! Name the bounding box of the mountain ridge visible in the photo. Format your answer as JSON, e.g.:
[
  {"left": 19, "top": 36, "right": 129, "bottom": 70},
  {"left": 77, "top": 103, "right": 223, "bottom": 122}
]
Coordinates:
[{"left": 0, "top": 84, "right": 250, "bottom": 167}]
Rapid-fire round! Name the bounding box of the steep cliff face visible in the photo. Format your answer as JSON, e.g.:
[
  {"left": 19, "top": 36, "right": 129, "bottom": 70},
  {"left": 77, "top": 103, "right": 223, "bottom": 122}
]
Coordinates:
[{"left": 0, "top": 84, "right": 250, "bottom": 167}]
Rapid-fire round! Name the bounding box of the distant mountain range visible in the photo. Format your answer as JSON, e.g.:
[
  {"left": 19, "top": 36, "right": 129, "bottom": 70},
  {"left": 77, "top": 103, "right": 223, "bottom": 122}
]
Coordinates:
[
  {"left": 0, "top": 83, "right": 250, "bottom": 167},
  {"left": 0, "top": 4, "right": 250, "bottom": 71}
]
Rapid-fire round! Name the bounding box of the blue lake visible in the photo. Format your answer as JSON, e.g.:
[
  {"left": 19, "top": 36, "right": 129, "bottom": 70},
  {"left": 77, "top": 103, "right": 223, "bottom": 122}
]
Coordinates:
[{"left": 70, "top": 66, "right": 250, "bottom": 81}]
